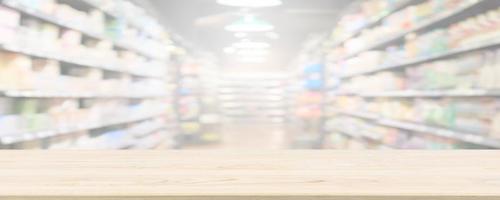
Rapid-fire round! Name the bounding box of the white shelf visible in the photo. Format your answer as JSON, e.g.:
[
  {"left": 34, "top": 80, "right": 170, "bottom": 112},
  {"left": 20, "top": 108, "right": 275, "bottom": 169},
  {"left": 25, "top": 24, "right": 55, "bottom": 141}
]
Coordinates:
[
  {"left": 0, "top": 90, "right": 167, "bottom": 99},
  {"left": 334, "top": 90, "right": 500, "bottom": 98},
  {"left": 333, "top": 0, "right": 484, "bottom": 62},
  {"left": 80, "top": 0, "right": 162, "bottom": 41},
  {"left": 0, "top": 112, "right": 165, "bottom": 145},
  {"left": 336, "top": 110, "right": 500, "bottom": 148},
  {"left": 2, "top": 0, "right": 166, "bottom": 61},
  {"left": 132, "top": 125, "right": 166, "bottom": 138},
  {"left": 329, "top": 0, "right": 416, "bottom": 48},
  {"left": 332, "top": 127, "right": 392, "bottom": 148},
  {"left": 339, "top": 39, "right": 500, "bottom": 79},
  {"left": 0, "top": 44, "right": 164, "bottom": 79}
]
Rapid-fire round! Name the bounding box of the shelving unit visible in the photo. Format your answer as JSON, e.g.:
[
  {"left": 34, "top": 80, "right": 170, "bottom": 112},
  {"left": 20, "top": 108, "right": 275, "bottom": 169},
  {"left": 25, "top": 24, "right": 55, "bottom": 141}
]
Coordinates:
[
  {"left": 218, "top": 74, "right": 289, "bottom": 123},
  {"left": 291, "top": 36, "right": 327, "bottom": 149},
  {"left": 199, "top": 61, "right": 222, "bottom": 144},
  {"left": 0, "top": 0, "right": 176, "bottom": 149},
  {"left": 339, "top": 39, "right": 500, "bottom": 79},
  {"left": 330, "top": 0, "right": 488, "bottom": 62},
  {"left": 328, "top": 0, "right": 417, "bottom": 48},
  {"left": 172, "top": 54, "right": 222, "bottom": 147},
  {"left": 334, "top": 109, "right": 500, "bottom": 148},
  {"left": 318, "top": 0, "right": 500, "bottom": 149}
]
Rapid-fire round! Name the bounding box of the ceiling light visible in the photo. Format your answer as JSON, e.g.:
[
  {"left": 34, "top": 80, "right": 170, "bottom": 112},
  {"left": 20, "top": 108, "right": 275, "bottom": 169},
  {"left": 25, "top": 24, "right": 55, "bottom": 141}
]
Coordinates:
[
  {"left": 236, "top": 49, "right": 270, "bottom": 56},
  {"left": 232, "top": 41, "right": 270, "bottom": 49},
  {"left": 225, "top": 15, "right": 274, "bottom": 32},
  {"left": 238, "top": 56, "right": 267, "bottom": 63},
  {"left": 266, "top": 32, "right": 280, "bottom": 39},
  {"left": 238, "top": 55, "right": 267, "bottom": 62},
  {"left": 234, "top": 32, "right": 247, "bottom": 38},
  {"left": 223, "top": 47, "right": 236, "bottom": 54},
  {"left": 216, "top": 0, "right": 283, "bottom": 8}
]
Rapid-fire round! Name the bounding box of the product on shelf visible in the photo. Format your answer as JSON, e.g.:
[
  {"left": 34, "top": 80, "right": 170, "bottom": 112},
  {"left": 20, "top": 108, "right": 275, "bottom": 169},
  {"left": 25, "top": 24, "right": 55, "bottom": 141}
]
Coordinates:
[
  {"left": 331, "top": 0, "right": 411, "bottom": 42},
  {"left": 337, "top": 48, "right": 500, "bottom": 93},
  {"left": 331, "top": 96, "right": 500, "bottom": 144},
  {"left": 332, "top": 5, "right": 500, "bottom": 78},
  {"left": 317, "top": 0, "right": 500, "bottom": 149},
  {"left": 325, "top": 115, "right": 486, "bottom": 149},
  {"left": 0, "top": 0, "right": 176, "bottom": 150}
]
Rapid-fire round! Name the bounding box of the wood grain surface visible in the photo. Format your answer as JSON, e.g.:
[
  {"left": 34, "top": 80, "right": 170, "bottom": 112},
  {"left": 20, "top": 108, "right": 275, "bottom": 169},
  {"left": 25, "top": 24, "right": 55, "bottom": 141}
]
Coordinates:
[{"left": 0, "top": 151, "right": 500, "bottom": 200}]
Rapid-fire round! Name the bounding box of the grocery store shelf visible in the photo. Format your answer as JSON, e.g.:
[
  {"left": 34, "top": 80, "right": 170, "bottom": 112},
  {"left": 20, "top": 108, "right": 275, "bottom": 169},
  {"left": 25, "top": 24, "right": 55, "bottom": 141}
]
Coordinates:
[
  {"left": 133, "top": 125, "right": 167, "bottom": 138},
  {"left": 336, "top": 110, "right": 500, "bottom": 148},
  {"left": 0, "top": 112, "right": 165, "bottom": 145},
  {"left": 132, "top": 132, "right": 170, "bottom": 149},
  {"left": 0, "top": 44, "right": 164, "bottom": 79},
  {"left": 332, "top": 127, "right": 397, "bottom": 149},
  {"left": 78, "top": 0, "right": 120, "bottom": 19},
  {"left": 0, "top": 90, "right": 167, "bottom": 99},
  {"left": 1, "top": 0, "right": 164, "bottom": 60},
  {"left": 340, "top": 39, "right": 500, "bottom": 78},
  {"left": 333, "top": 90, "right": 500, "bottom": 98},
  {"left": 336, "top": 0, "right": 484, "bottom": 62},
  {"left": 117, "top": 141, "right": 137, "bottom": 150},
  {"left": 335, "top": 110, "right": 379, "bottom": 120},
  {"left": 329, "top": 0, "right": 418, "bottom": 48},
  {"left": 2, "top": 0, "right": 103, "bottom": 39},
  {"left": 77, "top": 0, "right": 161, "bottom": 40}
]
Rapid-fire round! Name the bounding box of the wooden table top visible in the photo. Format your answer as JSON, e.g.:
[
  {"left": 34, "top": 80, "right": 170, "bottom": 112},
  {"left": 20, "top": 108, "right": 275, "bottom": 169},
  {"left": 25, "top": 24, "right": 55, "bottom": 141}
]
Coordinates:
[{"left": 0, "top": 151, "right": 500, "bottom": 200}]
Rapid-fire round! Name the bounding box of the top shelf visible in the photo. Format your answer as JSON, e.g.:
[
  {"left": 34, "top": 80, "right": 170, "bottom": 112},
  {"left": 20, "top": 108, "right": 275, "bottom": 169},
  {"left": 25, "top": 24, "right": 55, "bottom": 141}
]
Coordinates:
[
  {"left": 329, "top": 0, "right": 420, "bottom": 49},
  {"left": 78, "top": 0, "right": 164, "bottom": 41},
  {"left": 1, "top": 0, "right": 167, "bottom": 61},
  {"left": 331, "top": 0, "right": 487, "bottom": 62}
]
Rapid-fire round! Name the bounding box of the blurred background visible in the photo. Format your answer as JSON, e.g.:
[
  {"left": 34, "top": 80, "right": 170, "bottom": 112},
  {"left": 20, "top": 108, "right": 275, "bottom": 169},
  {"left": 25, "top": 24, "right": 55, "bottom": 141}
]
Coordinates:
[{"left": 0, "top": 0, "right": 499, "bottom": 150}]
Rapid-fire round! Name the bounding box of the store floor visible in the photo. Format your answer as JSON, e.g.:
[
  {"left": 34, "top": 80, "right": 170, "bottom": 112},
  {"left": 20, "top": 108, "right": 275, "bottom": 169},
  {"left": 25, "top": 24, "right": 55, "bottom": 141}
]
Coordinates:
[{"left": 186, "top": 121, "right": 288, "bottom": 150}]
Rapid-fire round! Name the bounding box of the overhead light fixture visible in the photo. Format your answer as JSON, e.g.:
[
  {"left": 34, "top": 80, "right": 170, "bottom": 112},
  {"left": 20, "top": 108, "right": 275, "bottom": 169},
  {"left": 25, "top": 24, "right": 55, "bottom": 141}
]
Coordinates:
[
  {"left": 234, "top": 32, "right": 247, "bottom": 38},
  {"left": 232, "top": 40, "right": 270, "bottom": 49},
  {"left": 223, "top": 47, "right": 236, "bottom": 54},
  {"left": 216, "top": 0, "right": 283, "bottom": 8},
  {"left": 238, "top": 56, "right": 267, "bottom": 63},
  {"left": 236, "top": 49, "right": 270, "bottom": 56},
  {"left": 225, "top": 15, "right": 274, "bottom": 32},
  {"left": 266, "top": 32, "right": 280, "bottom": 39}
]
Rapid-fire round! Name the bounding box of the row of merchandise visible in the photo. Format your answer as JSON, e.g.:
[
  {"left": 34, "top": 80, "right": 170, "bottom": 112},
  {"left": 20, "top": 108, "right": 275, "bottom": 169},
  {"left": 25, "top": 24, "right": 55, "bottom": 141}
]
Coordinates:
[
  {"left": 338, "top": 49, "right": 500, "bottom": 93},
  {"left": 0, "top": 3, "right": 166, "bottom": 78},
  {"left": 332, "top": 5, "right": 500, "bottom": 78},
  {"left": 333, "top": 96, "right": 500, "bottom": 140},
  {"left": 176, "top": 60, "right": 201, "bottom": 139},
  {"left": 82, "top": 0, "right": 166, "bottom": 39},
  {"left": 0, "top": 0, "right": 178, "bottom": 149},
  {"left": 0, "top": 0, "right": 170, "bottom": 60},
  {"left": 173, "top": 54, "right": 223, "bottom": 147},
  {"left": 0, "top": 117, "right": 170, "bottom": 149},
  {"left": 218, "top": 76, "right": 288, "bottom": 123},
  {"left": 331, "top": 0, "right": 413, "bottom": 44},
  {"left": 289, "top": 43, "right": 327, "bottom": 148},
  {"left": 0, "top": 98, "right": 167, "bottom": 144},
  {"left": 325, "top": 116, "right": 485, "bottom": 149},
  {"left": 301, "top": 0, "right": 500, "bottom": 149},
  {"left": 329, "top": 0, "right": 488, "bottom": 60},
  {"left": 198, "top": 62, "right": 221, "bottom": 143},
  {"left": 0, "top": 52, "right": 166, "bottom": 97}
]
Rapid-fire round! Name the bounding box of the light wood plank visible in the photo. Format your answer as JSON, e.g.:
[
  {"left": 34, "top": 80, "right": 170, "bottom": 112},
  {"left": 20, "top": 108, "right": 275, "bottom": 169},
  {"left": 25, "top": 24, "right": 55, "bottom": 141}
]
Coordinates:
[{"left": 0, "top": 151, "right": 499, "bottom": 200}]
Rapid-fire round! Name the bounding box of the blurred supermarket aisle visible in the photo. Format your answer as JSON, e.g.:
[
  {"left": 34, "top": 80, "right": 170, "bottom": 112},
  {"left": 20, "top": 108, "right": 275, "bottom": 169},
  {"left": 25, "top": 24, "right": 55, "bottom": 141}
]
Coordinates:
[
  {"left": 220, "top": 122, "right": 287, "bottom": 149},
  {"left": 185, "top": 121, "right": 287, "bottom": 150},
  {"left": 1, "top": 0, "right": 500, "bottom": 150}
]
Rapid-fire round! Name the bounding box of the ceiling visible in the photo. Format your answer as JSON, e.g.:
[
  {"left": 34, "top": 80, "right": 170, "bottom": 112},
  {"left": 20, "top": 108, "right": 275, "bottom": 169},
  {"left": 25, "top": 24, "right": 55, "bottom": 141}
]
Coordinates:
[{"left": 145, "top": 0, "right": 352, "bottom": 72}]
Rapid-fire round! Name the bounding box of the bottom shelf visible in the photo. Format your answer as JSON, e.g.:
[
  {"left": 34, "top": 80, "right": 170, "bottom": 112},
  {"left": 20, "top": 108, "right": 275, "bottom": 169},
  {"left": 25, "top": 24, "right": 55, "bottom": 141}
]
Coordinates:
[{"left": 324, "top": 110, "right": 500, "bottom": 149}]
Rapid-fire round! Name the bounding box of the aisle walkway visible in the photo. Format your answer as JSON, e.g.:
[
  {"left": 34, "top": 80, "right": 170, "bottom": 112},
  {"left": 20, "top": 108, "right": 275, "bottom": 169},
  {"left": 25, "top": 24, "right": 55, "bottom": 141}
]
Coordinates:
[{"left": 185, "top": 121, "right": 288, "bottom": 150}]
